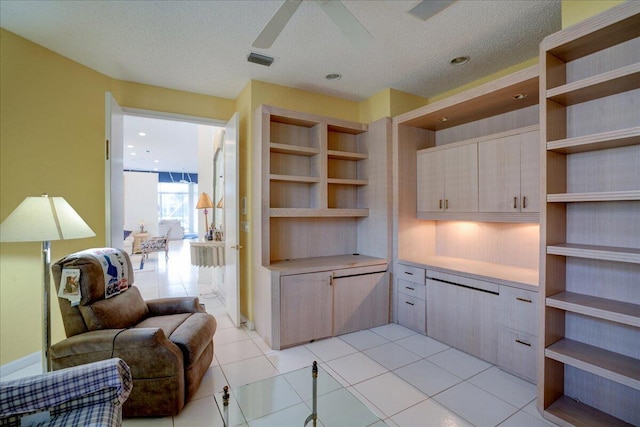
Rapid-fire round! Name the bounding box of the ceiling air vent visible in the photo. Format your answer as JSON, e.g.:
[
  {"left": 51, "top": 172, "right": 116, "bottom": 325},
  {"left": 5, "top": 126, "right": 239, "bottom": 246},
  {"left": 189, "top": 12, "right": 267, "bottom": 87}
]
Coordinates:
[{"left": 247, "top": 52, "right": 275, "bottom": 67}]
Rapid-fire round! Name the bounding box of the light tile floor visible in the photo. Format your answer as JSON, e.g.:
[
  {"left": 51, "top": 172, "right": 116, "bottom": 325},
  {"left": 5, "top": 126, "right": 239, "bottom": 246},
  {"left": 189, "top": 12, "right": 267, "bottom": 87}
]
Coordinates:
[{"left": 3, "top": 241, "right": 559, "bottom": 427}]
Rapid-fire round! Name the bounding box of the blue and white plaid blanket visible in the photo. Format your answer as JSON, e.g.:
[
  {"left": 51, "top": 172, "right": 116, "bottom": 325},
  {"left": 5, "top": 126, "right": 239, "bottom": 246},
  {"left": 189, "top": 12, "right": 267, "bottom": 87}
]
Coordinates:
[{"left": 0, "top": 358, "right": 132, "bottom": 427}]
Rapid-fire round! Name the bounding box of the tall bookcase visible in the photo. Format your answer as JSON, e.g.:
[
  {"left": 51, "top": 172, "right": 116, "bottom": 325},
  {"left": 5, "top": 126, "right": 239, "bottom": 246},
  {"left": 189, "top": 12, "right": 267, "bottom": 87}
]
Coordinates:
[
  {"left": 252, "top": 105, "right": 392, "bottom": 349},
  {"left": 539, "top": 3, "right": 640, "bottom": 426}
]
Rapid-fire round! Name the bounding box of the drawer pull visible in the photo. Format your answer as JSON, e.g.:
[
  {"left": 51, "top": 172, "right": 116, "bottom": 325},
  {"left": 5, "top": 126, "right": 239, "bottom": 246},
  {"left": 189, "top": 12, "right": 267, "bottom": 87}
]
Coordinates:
[
  {"left": 523, "top": 196, "right": 527, "bottom": 209},
  {"left": 516, "top": 297, "right": 532, "bottom": 303},
  {"left": 404, "top": 271, "right": 414, "bottom": 276},
  {"left": 513, "top": 196, "right": 518, "bottom": 209},
  {"left": 405, "top": 286, "right": 415, "bottom": 291},
  {"left": 515, "top": 339, "right": 531, "bottom": 347},
  {"left": 405, "top": 301, "right": 415, "bottom": 306}
]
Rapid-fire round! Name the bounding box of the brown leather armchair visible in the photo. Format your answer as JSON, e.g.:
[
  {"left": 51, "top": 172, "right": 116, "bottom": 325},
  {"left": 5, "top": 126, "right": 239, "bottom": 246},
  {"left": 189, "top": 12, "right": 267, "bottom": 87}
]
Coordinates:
[{"left": 50, "top": 248, "right": 216, "bottom": 417}]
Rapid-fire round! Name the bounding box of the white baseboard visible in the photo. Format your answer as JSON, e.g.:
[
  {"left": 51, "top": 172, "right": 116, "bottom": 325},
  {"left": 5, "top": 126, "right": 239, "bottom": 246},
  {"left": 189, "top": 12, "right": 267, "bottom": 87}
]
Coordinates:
[
  {"left": 0, "top": 351, "right": 41, "bottom": 379},
  {"left": 241, "top": 315, "right": 255, "bottom": 331}
]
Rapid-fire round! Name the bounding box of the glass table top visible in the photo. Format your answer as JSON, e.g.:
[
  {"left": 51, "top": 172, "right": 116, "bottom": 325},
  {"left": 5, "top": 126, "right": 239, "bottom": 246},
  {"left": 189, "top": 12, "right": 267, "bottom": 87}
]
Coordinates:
[{"left": 214, "top": 362, "right": 387, "bottom": 426}]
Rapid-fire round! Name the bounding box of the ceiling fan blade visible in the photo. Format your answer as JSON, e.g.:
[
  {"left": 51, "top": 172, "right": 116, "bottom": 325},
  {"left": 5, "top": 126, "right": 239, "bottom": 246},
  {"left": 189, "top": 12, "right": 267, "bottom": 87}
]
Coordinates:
[
  {"left": 315, "top": 0, "right": 373, "bottom": 49},
  {"left": 407, "top": 0, "right": 456, "bottom": 21},
  {"left": 252, "top": 0, "right": 302, "bottom": 49}
]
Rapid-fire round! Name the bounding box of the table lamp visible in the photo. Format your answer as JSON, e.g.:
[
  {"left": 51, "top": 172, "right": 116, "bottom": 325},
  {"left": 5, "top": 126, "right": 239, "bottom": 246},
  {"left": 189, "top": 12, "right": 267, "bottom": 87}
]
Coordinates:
[
  {"left": 196, "top": 192, "right": 214, "bottom": 240},
  {"left": 0, "top": 194, "right": 95, "bottom": 372}
]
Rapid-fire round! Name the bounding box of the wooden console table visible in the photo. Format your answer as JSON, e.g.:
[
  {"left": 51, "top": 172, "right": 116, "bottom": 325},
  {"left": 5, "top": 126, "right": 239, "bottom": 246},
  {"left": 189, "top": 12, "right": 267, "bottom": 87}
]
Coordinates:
[{"left": 190, "top": 241, "right": 225, "bottom": 267}]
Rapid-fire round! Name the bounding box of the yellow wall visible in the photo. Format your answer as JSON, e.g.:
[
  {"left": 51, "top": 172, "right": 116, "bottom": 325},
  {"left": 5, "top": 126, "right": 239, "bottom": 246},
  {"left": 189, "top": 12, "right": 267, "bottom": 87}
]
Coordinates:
[
  {"left": 562, "top": 0, "right": 624, "bottom": 28},
  {"left": 0, "top": 28, "right": 235, "bottom": 365}
]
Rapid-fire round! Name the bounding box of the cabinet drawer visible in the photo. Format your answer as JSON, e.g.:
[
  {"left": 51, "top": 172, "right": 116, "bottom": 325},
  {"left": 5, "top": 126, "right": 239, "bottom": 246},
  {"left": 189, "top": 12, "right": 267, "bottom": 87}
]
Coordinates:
[
  {"left": 397, "top": 294, "right": 426, "bottom": 334},
  {"left": 500, "top": 287, "right": 538, "bottom": 336},
  {"left": 397, "top": 278, "right": 426, "bottom": 300},
  {"left": 498, "top": 328, "right": 537, "bottom": 384},
  {"left": 397, "top": 264, "right": 425, "bottom": 285}
]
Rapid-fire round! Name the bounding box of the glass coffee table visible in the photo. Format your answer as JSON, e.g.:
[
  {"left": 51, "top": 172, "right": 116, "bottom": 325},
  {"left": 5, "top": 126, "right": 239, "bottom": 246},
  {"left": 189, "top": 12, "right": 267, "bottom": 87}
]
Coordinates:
[{"left": 214, "top": 361, "right": 387, "bottom": 426}]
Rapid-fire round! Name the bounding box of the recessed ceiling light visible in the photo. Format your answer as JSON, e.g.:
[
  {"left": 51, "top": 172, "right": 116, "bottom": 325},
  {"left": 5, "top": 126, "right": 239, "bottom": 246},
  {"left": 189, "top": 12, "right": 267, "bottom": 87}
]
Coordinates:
[
  {"left": 127, "top": 145, "right": 134, "bottom": 149},
  {"left": 450, "top": 56, "right": 470, "bottom": 66},
  {"left": 513, "top": 93, "right": 528, "bottom": 100},
  {"left": 138, "top": 132, "right": 146, "bottom": 136},
  {"left": 153, "top": 168, "right": 158, "bottom": 171},
  {"left": 154, "top": 160, "right": 160, "bottom": 163},
  {"left": 325, "top": 73, "right": 342, "bottom": 81},
  {"left": 130, "top": 152, "right": 136, "bottom": 156},
  {"left": 439, "top": 117, "right": 449, "bottom": 122}
]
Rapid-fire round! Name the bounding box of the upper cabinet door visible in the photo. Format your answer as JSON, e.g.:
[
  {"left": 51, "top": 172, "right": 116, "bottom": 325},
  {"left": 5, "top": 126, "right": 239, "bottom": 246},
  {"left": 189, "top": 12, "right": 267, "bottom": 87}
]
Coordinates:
[
  {"left": 479, "top": 135, "right": 522, "bottom": 212},
  {"left": 417, "top": 150, "right": 445, "bottom": 212},
  {"left": 444, "top": 143, "right": 478, "bottom": 213},
  {"left": 519, "top": 131, "right": 540, "bottom": 213},
  {"left": 478, "top": 130, "right": 540, "bottom": 213}
]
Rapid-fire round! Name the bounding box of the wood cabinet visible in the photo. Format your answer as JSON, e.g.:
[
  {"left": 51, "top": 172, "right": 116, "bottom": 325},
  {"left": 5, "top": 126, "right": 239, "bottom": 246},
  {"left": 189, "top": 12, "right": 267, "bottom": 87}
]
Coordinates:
[
  {"left": 478, "top": 130, "right": 539, "bottom": 213},
  {"left": 498, "top": 287, "right": 538, "bottom": 383},
  {"left": 252, "top": 106, "right": 392, "bottom": 350},
  {"left": 396, "top": 264, "right": 426, "bottom": 334},
  {"left": 539, "top": 4, "right": 640, "bottom": 425},
  {"left": 333, "top": 271, "right": 389, "bottom": 336},
  {"left": 426, "top": 270, "right": 499, "bottom": 364},
  {"left": 417, "top": 143, "right": 478, "bottom": 213},
  {"left": 278, "top": 262, "right": 389, "bottom": 348},
  {"left": 280, "top": 271, "right": 333, "bottom": 347}
]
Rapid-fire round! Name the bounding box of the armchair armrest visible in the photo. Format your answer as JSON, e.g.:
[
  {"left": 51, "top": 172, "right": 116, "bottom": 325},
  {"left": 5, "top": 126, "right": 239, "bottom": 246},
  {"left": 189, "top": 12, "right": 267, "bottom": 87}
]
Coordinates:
[
  {"left": 146, "top": 296, "right": 203, "bottom": 316},
  {"left": 50, "top": 328, "right": 184, "bottom": 378},
  {"left": 0, "top": 358, "right": 131, "bottom": 421}
]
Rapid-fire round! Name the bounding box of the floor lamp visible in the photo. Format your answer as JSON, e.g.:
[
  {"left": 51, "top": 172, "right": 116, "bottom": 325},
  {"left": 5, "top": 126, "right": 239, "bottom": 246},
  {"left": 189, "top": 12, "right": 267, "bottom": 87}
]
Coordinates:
[{"left": 0, "top": 194, "right": 95, "bottom": 372}]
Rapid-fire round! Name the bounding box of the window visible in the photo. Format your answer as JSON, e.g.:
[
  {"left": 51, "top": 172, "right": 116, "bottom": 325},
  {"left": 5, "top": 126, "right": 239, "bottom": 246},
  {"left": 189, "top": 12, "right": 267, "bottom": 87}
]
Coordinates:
[{"left": 158, "top": 182, "right": 198, "bottom": 233}]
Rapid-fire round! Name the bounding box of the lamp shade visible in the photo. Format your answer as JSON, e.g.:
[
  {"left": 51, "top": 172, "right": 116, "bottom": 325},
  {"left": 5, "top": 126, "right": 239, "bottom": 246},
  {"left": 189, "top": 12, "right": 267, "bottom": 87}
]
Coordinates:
[
  {"left": 0, "top": 195, "right": 95, "bottom": 242},
  {"left": 196, "top": 192, "right": 214, "bottom": 209},
  {"left": 216, "top": 197, "right": 224, "bottom": 209}
]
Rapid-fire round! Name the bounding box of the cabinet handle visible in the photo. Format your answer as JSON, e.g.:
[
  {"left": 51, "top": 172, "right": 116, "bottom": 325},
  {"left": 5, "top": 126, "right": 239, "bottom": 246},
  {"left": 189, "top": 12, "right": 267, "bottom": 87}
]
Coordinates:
[
  {"left": 439, "top": 199, "right": 442, "bottom": 209},
  {"left": 516, "top": 297, "right": 532, "bottom": 303},
  {"left": 445, "top": 199, "right": 449, "bottom": 210},
  {"left": 523, "top": 196, "right": 527, "bottom": 209},
  {"left": 405, "top": 301, "right": 414, "bottom": 306},
  {"left": 515, "top": 339, "right": 531, "bottom": 347},
  {"left": 404, "top": 271, "right": 414, "bottom": 276},
  {"left": 513, "top": 196, "right": 518, "bottom": 209},
  {"left": 405, "top": 286, "right": 415, "bottom": 291}
]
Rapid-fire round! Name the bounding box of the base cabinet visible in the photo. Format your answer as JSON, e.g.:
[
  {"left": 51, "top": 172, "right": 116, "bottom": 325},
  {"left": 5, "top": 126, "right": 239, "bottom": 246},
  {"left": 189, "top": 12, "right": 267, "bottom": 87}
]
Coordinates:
[
  {"left": 426, "top": 271, "right": 500, "bottom": 364},
  {"left": 280, "top": 271, "right": 333, "bottom": 347},
  {"left": 333, "top": 272, "right": 389, "bottom": 336},
  {"left": 397, "top": 293, "right": 426, "bottom": 335},
  {"left": 396, "top": 264, "right": 427, "bottom": 334},
  {"left": 278, "top": 263, "right": 389, "bottom": 348}
]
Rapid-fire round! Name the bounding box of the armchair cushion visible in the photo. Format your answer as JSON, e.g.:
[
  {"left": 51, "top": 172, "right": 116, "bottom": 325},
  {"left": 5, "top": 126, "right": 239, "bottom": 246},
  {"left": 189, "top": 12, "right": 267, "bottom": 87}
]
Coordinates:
[
  {"left": 79, "top": 286, "right": 149, "bottom": 331},
  {"left": 0, "top": 358, "right": 132, "bottom": 427}
]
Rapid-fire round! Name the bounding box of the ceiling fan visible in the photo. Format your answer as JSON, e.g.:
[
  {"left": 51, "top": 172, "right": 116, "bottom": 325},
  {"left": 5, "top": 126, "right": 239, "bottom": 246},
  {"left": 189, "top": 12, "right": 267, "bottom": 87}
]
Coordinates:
[
  {"left": 252, "top": 0, "right": 456, "bottom": 50},
  {"left": 252, "top": 0, "right": 371, "bottom": 49}
]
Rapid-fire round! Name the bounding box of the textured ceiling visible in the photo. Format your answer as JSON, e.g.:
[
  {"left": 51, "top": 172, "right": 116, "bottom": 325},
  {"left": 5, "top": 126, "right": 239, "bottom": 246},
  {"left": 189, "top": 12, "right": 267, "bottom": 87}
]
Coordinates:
[
  {"left": 1, "top": 0, "right": 561, "bottom": 173},
  {"left": 0, "top": 0, "right": 561, "bottom": 102}
]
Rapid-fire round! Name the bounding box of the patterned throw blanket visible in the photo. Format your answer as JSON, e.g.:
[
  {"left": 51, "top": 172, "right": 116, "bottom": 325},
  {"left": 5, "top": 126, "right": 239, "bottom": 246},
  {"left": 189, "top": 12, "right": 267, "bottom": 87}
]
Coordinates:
[{"left": 82, "top": 248, "right": 130, "bottom": 299}]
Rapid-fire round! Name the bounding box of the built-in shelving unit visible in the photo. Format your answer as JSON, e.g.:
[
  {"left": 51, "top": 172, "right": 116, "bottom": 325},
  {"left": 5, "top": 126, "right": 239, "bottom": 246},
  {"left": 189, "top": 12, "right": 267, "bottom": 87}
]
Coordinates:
[
  {"left": 539, "top": 3, "right": 640, "bottom": 426},
  {"left": 252, "top": 105, "right": 392, "bottom": 349},
  {"left": 254, "top": 104, "right": 390, "bottom": 264}
]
